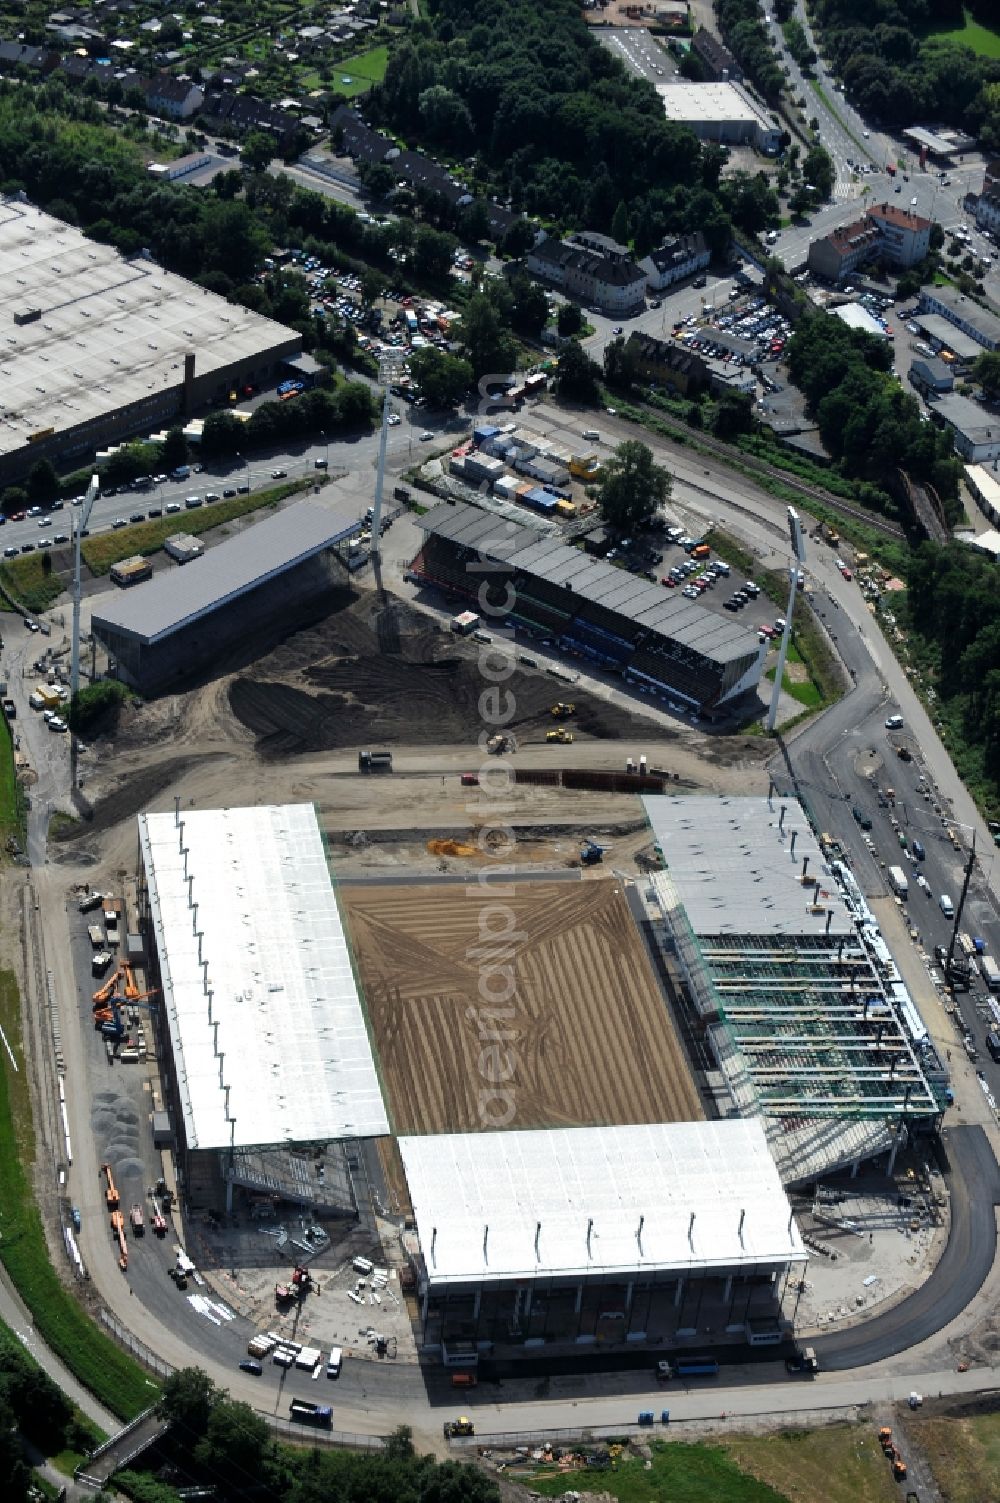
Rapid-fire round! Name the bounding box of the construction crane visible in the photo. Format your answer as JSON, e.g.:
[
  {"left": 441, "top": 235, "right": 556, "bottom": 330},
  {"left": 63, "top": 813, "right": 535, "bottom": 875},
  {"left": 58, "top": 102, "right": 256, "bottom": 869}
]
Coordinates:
[
  {"left": 92, "top": 967, "right": 124, "bottom": 1005},
  {"left": 102, "top": 1162, "right": 120, "bottom": 1210},
  {"left": 122, "top": 962, "right": 143, "bottom": 1001},
  {"left": 93, "top": 987, "right": 157, "bottom": 1015},
  {"left": 110, "top": 1210, "right": 128, "bottom": 1271}
]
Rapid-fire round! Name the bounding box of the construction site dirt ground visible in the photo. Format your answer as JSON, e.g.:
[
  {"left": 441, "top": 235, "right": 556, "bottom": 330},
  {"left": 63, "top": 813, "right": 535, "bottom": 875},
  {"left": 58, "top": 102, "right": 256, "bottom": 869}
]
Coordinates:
[
  {"left": 343, "top": 877, "right": 704, "bottom": 1137},
  {"left": 52, "top": 587, "right": 770, "bottom": 886}
]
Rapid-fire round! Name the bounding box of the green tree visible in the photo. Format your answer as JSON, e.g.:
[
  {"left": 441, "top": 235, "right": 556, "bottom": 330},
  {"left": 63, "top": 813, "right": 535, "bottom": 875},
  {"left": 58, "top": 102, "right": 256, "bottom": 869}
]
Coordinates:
[
  {"left": 501, "top": 219, "right": 535, "bottom": 259},
  {"left": 414, "top": 224, "right": 458, "bottom": 282},
  {"left": 410, "top": 347, "right": 473, "bottom": 408},
  {"left": 160, "top": 427, "right": 188, "bottom": 472},
  {"left": 972, "top": 350, "right": 1000, "bottom": 398},
  {"left": 459, "top": 200, "right": 491, "bottom": 244},
  {"left": 603, "top": 335, "right": 638, "bottom": 393},
  {"left": 199, "top": 411, "right": 245, "bottom": 461},
  {"left": 596, "top": 439, "right": 672, "bottom": 533},
  {"left": 611, "top": 199, "right": 630, "bottom": 246},
  {"left": 241, "top": 130, "right": 275, "bottom": 174},
  {"left": 194, "top": 1398, "right": 269, "bottom": 1489},
  {"left": 334, "top": 381, "right": 376, "bottom": 428},
  {"left": 553, "top": 340, "right": 601, "bottom": 405},
  {"left": 507, "top": 272, "right": 549, "bottom": 337},
  {"left": 26, "top": 459, "right": 59, "bottom": 506},
  {"left": 0, "top": 1398, "right": 29, "bottom": 1503},
  {"left": 458, "top": 292, "right": 517, "bottom": 378},
  {"left": 158, "top": 1367, "right": 217, "bottom": 1440},
  {"left": 557, "top": 301, "right": 583, "bottom": 337}
]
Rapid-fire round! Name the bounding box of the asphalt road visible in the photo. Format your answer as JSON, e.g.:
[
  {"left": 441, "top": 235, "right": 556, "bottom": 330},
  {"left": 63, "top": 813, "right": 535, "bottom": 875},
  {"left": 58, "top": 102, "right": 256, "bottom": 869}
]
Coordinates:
[{"left": 816, "top": 1124, "right": 1000, "bottom": 1370}]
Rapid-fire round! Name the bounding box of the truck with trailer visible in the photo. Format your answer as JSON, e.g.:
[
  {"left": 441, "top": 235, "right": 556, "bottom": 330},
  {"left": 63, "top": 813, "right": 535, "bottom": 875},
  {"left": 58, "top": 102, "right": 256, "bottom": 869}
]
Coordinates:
[
  {"left": 248, "top": 1334, "right": 277, "bottom": 1359},
  {"left": 289, "top": 1399, "right": 332, "bottom": 1427},
  {"left": 358, "top": 750, "right": 392, "bottom": 773},
  {"left": 295, "top": 1346, "right": 322, "bottom": 1371},
  {"left": 982, "top": 955, "right": 1000, "bottom": 991},
  {"left": 888, "top": 865, "right": 909, "bottom": 900},
  {"left": 657, "top": 1356, "right": 719, "bottom": 1380}
]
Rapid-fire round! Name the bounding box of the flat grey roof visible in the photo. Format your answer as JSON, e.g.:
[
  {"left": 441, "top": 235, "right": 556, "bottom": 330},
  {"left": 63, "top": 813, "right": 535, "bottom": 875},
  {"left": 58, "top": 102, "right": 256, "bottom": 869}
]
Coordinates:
[
  {"left": 0, "top": 200, "right": 298, "bottom": 459},
  {"left": 916, "top": 315, "right": 981, "bottom": 361},
  {"left": 420, "top": 502, "right": 760, "bottom": 667},
  {"left": 643, "top": 794, "right": 853, "bottom": 937},
  {"left": 933, "top": 392, "right": 1000, "bottom": 443},
  {"left": 655, "top": 80, "right": 772, "bottom": 130},
  {"left": 92, "top": 499, "right": 359, "bottom": 644},
  {"left": 922, "top": 286, "right": 1000, "bottom": 342}
]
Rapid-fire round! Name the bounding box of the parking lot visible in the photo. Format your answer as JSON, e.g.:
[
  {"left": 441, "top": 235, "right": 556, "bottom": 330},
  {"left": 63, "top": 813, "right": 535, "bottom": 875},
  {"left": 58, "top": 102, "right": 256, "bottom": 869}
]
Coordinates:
[{"left": 674, "top": 287, "right": 794, "bottom": 385}]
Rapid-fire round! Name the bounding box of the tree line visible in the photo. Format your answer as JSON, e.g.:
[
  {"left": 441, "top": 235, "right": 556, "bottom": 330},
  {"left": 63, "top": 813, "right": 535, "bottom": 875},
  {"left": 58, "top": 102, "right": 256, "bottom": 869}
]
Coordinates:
[
  {"left": 369, "top": 0, "right": 739, "bottom": 256},
  {"left": 811, "top": 0, "right": 1000, "bottom": 151},
  {"left": 785, "top": 311, "right": 962, "bottom": 517},
  {"left": 136, "top": 1368, "right": 501, "bottom": 1503},
  {"left": 906, "top": 541, "right": 1000, "bottom": 799}
]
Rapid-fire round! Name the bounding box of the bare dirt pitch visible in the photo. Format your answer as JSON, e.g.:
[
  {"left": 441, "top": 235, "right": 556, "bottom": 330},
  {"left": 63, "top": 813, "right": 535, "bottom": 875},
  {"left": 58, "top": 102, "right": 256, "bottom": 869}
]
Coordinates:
[
  {"left": 344, "top": 877, "right": 703, "bottom": 1135},
  {"left": 227, "top": 592, "right": 660, "bottom": 756}
]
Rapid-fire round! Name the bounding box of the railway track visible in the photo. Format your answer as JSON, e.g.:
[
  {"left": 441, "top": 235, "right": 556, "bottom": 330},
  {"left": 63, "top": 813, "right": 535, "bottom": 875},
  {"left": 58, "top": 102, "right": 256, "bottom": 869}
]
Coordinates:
[{"left": 646, "top": 410, "right": 907, "bottom": 541}]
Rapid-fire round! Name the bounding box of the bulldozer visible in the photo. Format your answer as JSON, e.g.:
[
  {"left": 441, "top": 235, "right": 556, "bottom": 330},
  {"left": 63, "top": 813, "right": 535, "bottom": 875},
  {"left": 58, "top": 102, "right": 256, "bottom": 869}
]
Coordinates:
[
  {"left": 443, "top": 1416, "right": 475, "bottom": 1438},
  {"left": 546, "top": 727, "right": 573, "bottom": 744},
  {"left": 550, "top": 702, "right": 576, "bottom": 719}
]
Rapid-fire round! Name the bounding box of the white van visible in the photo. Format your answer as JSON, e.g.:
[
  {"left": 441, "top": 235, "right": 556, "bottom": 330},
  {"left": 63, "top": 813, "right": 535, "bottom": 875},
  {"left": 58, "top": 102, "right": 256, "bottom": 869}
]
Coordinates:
[
  {"left": 939, "top": 894, "right": 955, "bottom": 918},
  {"left": 581, "top": 429, "right": 600, "bottom": 442},
  {"left": 326, "top": 1346, "right": 343, "bottom": 1378}
]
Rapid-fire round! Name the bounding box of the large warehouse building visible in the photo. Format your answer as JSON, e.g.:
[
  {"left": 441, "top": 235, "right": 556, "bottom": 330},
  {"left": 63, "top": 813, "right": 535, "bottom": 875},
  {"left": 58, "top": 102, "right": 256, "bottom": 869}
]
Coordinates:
[
  {"left": 137, "top": 801, "right": 390, "bottom": 1210},
  {"left": 0, "top": 198, "right": 301, "bottom": 485},
  {"left": 641, "top": 794, "right": 946, "bottom": 1184},
  {"left": 655, "top": 81, "right": 782, "bottom": 154},
  {"left": 91, "top": 499, "right": 360, "bottom": 692},
  {"left": 400, "top": 1120, "right": 805, "bottom": 1364},
  {"left": 412, "top": 502, "right": 766, "bottom": 716}
]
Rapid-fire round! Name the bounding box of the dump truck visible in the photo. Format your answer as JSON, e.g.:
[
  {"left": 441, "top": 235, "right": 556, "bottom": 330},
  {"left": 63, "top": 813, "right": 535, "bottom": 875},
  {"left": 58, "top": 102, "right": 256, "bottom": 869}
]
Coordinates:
[
  {"left": 87, "top": 923, "right": 106, "bottom": 949},
  {"left": 550, "top": 702, "right": 576, "bottom": 718},
  {"left": 785, "top": 1345, "right": 818, "bottom": 1374},
  {"left": 91, "top": 949, "right": 113, "bottom": 977},
  {"left": 129, "top": 1203, "right": 144, "bottom": 1235},
  {"left": 443, "top": 1416, "right": 475, "bottom": 1438},
  {"left": 546, "top": 727, "right": 573, "bottom": 744}
]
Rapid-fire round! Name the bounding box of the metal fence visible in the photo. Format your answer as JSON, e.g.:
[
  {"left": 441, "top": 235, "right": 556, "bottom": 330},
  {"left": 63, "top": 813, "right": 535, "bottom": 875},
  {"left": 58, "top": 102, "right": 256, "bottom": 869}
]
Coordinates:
[{"left": 100, "top": 1308, "right": 176, "bottom": 1377}]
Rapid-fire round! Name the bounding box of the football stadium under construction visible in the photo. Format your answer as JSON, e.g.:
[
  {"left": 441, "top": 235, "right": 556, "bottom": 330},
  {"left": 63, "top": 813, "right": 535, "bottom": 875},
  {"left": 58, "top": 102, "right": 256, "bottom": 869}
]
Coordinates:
[{"left": 410, "top": 501, "right": 766, "bottom": 716}]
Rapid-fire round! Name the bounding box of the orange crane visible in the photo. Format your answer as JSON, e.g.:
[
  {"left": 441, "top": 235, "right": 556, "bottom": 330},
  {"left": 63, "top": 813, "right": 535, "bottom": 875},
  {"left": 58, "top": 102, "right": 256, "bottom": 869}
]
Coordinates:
[
  {"left": 102, "top": 1162, "right": 120, "bottom": 1210},
  {"left": 110, "top": 1210, "right": 128, "bottom": 1271},
  {"left": 122, "top": 962, "right": 140, "bottom": 1001},
  {"left": 92, "top": 967, "right": 124, "bottom": 1005}
]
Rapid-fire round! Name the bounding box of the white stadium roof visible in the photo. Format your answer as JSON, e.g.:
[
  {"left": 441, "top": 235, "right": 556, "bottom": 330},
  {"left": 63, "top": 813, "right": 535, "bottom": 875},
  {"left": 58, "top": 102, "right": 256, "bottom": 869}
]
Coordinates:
[
  {"left": 399, "top": 1120, "right": 804, "bottom": 1287},
  {"left": 138, "top": 802, "right": 389, "bottom": 1151},
  {"left": 643, "top": 794, "right": 852, "bottom": 937}
]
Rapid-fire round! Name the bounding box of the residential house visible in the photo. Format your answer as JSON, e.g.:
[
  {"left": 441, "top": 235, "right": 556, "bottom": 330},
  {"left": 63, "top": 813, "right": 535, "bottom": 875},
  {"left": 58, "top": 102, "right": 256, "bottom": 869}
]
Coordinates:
[
  {"left": 140, "top": 72, "right": 204, "bottom": 119},
  {"left": 527, "top": 233, "right": 647, "bottom": 315},
  {"left": 908, "top": 356, "right": 954, "bottom": 398},
  {"left": 624, "top": 331, "right": 708, "bottom": 394},
  {"left": 640, "top": 231, "right": 710, "bottom": 291},
  {"left": 691, "top": 26, "right": 742, "bottom": 82}
]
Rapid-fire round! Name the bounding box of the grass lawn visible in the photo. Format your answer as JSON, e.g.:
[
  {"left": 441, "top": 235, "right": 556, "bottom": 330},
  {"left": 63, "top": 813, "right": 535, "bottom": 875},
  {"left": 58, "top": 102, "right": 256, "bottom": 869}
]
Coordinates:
[
  {"left": 0, "top": 970, "right": 155, "bottom": 1419},
  {"left": 925, "top": 9, "right": 1000, "bottom": 56},
  {"left": 530, "top": 1439, "right": 789, "bottom": 1503},
  {"left": 0, "top": 553, "right": 66, "bottom": 614},
  {"left": 911, "top": 1410, "right": 1000, "bottom": 1502},
  {"left": 334, "top": 44, "right": 389, "bottom": 95},
  {"left": 0, "top": 713, "right": 25, "bottom": 854},
  {"left": 81, "top": 481, "right": 300, "bottom": 575},
  {"left": 723, "top": 1424, "right": 900, "bottom": 1503},
  {"left": 766, "top": 662, "right": 823, "bottom": 709}
]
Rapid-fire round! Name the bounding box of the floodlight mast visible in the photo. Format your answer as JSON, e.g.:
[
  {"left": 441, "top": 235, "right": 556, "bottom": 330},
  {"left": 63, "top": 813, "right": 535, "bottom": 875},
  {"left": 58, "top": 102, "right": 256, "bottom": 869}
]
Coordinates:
[
  {"left": 766, "top": 508, "right": 806, "bottom": 734},
  {"left": 370, "top": 351, "right": 407, "bottom": 561},
  {"left": 71, "top": 472, "right": 100, "bottom": 703}
]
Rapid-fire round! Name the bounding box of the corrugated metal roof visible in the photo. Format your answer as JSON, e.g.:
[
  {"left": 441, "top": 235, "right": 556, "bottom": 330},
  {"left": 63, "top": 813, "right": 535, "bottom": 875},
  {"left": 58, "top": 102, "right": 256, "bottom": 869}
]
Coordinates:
[
  {"left": 139, "top": 803, "right": 390, "bottom": 1151},
  {"left": 91, "top": 500, "right": 360, "bottom": 644},
  {"left": 400, "top": 1120, "right": 805, "bottom": 1286},
  {"left": 420, "top": 502, "right": 758, "bottom": 666}
]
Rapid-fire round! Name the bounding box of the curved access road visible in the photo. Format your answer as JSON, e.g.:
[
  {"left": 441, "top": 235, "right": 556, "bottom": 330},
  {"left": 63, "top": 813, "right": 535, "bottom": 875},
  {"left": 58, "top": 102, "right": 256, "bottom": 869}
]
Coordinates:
[{"left": 815, "top": 1125, "right": 1000, "bottom": 1370}]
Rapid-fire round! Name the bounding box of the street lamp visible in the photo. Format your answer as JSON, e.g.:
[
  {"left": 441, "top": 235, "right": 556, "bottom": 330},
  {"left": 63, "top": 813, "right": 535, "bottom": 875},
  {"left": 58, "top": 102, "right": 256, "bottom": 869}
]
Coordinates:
[{"left": 766, "top": 507, "right": 806, "bottom": 735}]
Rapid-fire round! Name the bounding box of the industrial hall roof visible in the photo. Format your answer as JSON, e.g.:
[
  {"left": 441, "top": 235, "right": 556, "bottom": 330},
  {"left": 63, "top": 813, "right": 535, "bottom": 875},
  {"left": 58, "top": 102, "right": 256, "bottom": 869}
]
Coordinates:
[
  {"left": 400, "top": 1120, "right": 805, "bottom": 1287},
  {"left": 138, "top": 802, "right": 390, "bottom": 1152},
  {"left": 92, "top": 500, "right": 358, "bottom": 644}
]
